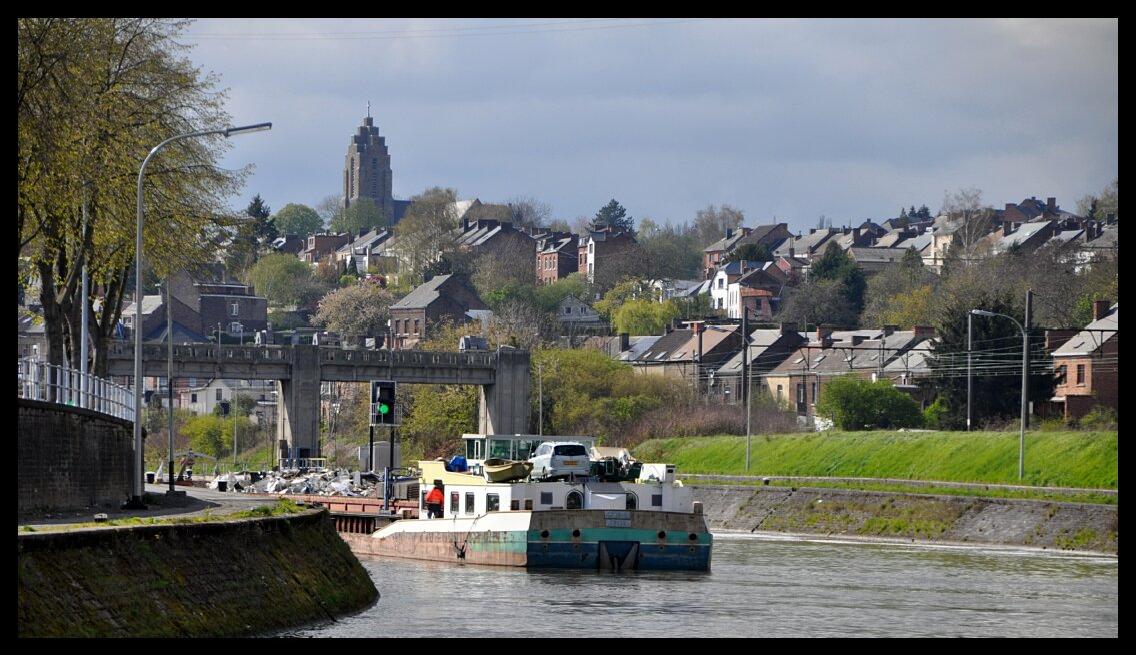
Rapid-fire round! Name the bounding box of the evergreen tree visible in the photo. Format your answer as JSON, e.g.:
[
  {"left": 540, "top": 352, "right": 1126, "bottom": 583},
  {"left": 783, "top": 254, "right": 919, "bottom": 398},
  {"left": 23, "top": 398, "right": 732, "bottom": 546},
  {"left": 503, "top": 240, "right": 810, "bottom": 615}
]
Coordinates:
[
  {"left": 810, "top": 242, "right": 867, "bottom": 319},
  {"left": 916, "top": 204, "right": 932, "bottom": 219},
  {"left": 924, "top": 290, "right": 1054, "bottom": 429},
  {"left": 245, "top": 194, "right": 276, "bottom": 242},
  {"left": 589, "top": 199, "right": 634, "bottom": 234}
]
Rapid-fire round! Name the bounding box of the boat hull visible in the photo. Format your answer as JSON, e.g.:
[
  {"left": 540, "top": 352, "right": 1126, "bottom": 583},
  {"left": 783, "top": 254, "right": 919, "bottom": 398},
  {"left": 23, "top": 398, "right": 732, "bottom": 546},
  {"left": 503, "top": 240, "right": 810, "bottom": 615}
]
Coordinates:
[{"left": 361, "top": 509, "right": 712, "bottom": 571}]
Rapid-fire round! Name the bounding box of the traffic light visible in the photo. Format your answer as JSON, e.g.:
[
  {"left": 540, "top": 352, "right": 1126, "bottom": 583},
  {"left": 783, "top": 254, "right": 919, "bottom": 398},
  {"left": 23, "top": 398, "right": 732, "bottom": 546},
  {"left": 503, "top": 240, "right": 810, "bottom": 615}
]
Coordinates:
[{"left": 371, "top": 380, "right": 398, "bottom": 426}]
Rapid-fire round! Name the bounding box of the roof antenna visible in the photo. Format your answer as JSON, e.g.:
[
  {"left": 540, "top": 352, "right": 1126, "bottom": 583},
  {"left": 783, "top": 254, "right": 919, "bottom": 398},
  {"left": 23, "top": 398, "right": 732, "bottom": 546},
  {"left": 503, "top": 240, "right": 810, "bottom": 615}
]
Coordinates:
[{"left": 366, "top": 100, "right": 371, "bottom": 118}]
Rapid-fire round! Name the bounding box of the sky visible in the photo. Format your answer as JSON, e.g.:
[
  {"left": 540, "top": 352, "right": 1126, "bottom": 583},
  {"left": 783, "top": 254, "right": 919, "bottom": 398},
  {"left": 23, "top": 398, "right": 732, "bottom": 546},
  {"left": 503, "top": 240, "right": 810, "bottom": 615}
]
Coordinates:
[{"left": 182, "top": 18, "right": 1118, "bottom": 234}]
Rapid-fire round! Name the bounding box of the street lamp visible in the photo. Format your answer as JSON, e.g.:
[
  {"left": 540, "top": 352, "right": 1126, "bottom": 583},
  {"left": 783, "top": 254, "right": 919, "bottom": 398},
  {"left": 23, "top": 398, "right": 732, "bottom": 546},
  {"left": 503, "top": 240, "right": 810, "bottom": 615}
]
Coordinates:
[
  {"left": 128, "top": 121, "right": 271, "bottom": 509},
  {"left": 970, "top": 293, "right": 1032, "bottom": 481}
]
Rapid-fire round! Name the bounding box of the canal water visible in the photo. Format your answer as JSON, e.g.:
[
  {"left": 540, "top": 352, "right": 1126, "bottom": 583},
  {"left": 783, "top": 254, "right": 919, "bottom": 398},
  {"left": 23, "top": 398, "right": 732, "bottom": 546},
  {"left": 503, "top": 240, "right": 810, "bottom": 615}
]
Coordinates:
[{"left": 289, "top": 533, "right": 1118, "bottom": 638}]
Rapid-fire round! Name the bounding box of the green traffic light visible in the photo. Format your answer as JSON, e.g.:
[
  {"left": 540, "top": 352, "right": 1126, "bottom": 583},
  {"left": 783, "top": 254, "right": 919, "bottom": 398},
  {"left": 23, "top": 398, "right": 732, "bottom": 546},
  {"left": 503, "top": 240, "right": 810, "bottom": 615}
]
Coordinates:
[{"left": 378, "top": 402, "right": 390, "bottom": 414}]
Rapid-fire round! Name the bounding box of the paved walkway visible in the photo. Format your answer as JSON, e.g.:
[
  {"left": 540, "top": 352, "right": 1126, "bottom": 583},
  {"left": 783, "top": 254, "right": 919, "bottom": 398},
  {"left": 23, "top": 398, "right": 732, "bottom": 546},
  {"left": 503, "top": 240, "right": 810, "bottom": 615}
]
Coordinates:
[{"left": 17, "top": 485, "right": 280, "bottom": 532}]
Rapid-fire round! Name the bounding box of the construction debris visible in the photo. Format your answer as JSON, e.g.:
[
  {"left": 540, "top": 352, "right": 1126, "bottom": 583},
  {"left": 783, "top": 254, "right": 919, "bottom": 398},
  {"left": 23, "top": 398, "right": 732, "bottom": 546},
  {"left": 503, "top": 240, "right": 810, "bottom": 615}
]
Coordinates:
[{"left": 214, "top": 467, "right": 418, "bottom": 498}]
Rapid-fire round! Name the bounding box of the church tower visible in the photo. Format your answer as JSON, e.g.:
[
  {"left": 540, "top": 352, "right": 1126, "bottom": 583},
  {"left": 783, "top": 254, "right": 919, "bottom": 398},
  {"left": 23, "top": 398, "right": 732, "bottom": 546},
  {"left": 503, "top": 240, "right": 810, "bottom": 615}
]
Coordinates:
[{"left": 343, "top": 104, "right": 393, "bottom": 224}]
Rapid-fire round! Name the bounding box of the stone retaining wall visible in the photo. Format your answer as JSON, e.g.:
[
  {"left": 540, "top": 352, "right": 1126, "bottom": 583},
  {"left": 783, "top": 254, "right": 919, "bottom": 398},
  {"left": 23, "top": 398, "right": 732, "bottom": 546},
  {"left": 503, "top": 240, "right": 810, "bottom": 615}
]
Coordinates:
[
  {"left": 691, "top": 485, "right": 1118, "bottom": 553},
  {"left": 17, "top": 509, "right": 378, "bottom": 637},
  {"left": 18, "top": 399, "right": 132, "bottom": 516}
]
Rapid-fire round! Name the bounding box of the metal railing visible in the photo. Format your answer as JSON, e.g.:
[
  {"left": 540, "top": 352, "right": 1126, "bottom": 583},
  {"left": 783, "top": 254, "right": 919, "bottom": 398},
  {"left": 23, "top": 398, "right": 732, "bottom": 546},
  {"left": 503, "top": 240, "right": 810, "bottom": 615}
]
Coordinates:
[{"left": 17, "top": 358, "right": 135, "bottom": 422}]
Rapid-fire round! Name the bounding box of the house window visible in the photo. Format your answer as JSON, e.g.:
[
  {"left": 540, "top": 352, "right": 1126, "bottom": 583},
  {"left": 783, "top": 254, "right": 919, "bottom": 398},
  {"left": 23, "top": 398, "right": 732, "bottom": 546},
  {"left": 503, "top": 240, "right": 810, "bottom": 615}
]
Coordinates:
[
  {"left": 718, "top": 278, "right": 724, "bottom": 289},
  {"left": 413, "top": 319, "right": 420, "bottom": 335},
  {"left": 450, "top": 492, "right": 459, "bottom": 514},
  {"left": 487, "top": 494, "right": 500, "bottom": 512},
  {"left": 776, "top": 385, "right": 783, "bottom": 403},
  {"left": 1056, "top": 365, "right": 1067, "bottom": 385},
  {"left": 812, "top": 382, "right": 818, "bottom": 403},
  {"left": 1076, "top": 364, "right": 1086, "bottom": 385},
  {"left": 216, "top": 388, "right": 223, "bottom": 402},
  {"left": 465, "top": 492, "right": 475, "bottom": 515},
  {"left": 230, "top": 302, "right": 239, "bottom": 317},
  {"left": 191, "top": 393, "right": 197, "bottom": 403}
]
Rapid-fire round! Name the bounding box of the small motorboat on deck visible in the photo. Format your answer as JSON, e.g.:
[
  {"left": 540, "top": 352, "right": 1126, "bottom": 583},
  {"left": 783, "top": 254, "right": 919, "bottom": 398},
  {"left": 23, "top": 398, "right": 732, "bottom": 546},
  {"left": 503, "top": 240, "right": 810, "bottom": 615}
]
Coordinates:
[{"left": 482, "top": 458, "right": 533, "bottom": 482}]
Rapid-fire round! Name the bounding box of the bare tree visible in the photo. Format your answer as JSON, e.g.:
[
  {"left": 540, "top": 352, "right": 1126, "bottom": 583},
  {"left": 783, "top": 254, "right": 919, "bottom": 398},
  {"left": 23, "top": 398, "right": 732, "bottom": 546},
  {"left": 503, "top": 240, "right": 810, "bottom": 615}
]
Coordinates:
[
  {"left": 940, "top": 187, "right": 996, "bottom": 264},
  {"left": 693, "top": 204, "right": 745, "bottom": 247},
  {"left": 507, "top": 196, "right": 552, "bottom": 230}
]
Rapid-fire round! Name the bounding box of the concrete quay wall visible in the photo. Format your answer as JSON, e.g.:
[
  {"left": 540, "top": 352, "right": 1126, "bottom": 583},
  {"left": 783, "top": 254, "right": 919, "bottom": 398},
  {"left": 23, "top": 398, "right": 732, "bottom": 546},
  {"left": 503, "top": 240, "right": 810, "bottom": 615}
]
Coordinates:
[
  {"left": 17, "top": 509, "right": 377, "bottom": 637},
  {"left": 690, "top": 485, "right": 1118, "bottom": 553}
]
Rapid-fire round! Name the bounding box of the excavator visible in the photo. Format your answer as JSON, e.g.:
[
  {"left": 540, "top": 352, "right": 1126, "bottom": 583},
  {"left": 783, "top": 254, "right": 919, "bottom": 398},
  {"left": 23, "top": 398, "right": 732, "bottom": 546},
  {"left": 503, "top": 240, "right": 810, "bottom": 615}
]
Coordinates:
[{"left": 165, "top": 450, "right": 217, "bottom": 486}]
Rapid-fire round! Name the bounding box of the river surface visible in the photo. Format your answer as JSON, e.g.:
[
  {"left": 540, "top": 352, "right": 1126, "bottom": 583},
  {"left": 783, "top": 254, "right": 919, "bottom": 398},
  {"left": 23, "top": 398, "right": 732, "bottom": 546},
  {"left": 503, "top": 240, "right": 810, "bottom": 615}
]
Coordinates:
[{"left": 289, "top": 533, "right": 1118, "bottom": 638}]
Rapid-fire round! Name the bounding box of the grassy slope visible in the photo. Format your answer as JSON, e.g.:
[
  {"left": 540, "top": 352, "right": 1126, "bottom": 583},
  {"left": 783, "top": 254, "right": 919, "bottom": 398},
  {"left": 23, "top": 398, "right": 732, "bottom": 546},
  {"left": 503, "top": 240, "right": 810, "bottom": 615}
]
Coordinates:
[{"left": 632, "top": 431, "right": 1118, "bottom": 489}]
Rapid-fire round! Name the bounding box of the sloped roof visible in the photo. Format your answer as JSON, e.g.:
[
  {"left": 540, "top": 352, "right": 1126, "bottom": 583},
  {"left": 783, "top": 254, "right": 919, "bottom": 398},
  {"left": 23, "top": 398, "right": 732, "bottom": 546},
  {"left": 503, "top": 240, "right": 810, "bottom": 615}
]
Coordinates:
[
  {"left": 716, "top": 329, "right": 806, "bottom": 374},
  {"left": 848, "top": 247, "right": 909, "bottom": 264},
  {"left": 123, "top": 295, "right": 164, "bottom": 317},
  {"left": 1053, "top": 305, "right": 1118, "bottom": 357},
  {"left": 391, "top": 274, "right": 455, "bottom": 310}
]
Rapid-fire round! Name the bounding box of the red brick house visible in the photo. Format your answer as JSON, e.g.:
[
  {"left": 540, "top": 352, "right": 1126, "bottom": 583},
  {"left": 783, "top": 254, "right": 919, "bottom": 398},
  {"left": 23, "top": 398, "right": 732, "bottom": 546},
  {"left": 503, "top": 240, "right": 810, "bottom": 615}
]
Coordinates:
[{"left": 1049, "top": 300, "right": 1118, "bottom": 420}]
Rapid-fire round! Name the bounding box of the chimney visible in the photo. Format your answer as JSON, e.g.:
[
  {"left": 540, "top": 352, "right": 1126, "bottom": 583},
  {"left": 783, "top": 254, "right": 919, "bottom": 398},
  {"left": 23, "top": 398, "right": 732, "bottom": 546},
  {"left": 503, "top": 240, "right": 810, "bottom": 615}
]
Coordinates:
[
  {"left": 809, "top": 228, "right": 817, "bottom": 235},
  {"left": 619, "top": 332, "right": 630, "bottom": 352},
  {"left": 816, "top": 325, "right": 834, "bottom": 346},
  {"left": 882, "top": 324, "right": 897, "bottom": 337},
  {"left": 1045, "top": 329, "right": 1079, "bottom": 352},
  {"left": 1005, "top": 203, "right": 1016, "bottom": 212},
  {"left": 913, "top": 325, "right": 936, "bottom": 339},
  {"left": 1047, "top": 197, "right": 1056, "bottom": 213},
  {"left": 788, "top": 246, "right": 795, "bottom": 259},
  {"left": 851, "top": 335, "right": 866, "bottom": 346},
  {"left": 852, "top": 228, "right": 861, "bottom": 242},
  {"left": 725, "top": 228, "right": 733, "bottom": 240},
  {"left": 779, "top": 321, "right": 798, "bottom": 335},
  {"left": 1003, "top": 223, "right": 1014, "bottom": 238},
  {"left": 462, "top": 216, "right": 469, "bottom": 231},
  {"left": 1093, "top": 300, "right": 1112, "bottom": 321}
]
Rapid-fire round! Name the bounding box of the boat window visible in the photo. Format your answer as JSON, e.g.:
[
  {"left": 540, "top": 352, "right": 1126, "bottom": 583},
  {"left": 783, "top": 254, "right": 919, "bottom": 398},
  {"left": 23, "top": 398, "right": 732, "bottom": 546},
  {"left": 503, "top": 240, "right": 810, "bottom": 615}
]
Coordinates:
[
  {"left": 525, "top": 499, "right": 534, "bottom": 510},
  {"left": 553, "top": 444, "right": 587, "bottom": 457},
  {"left": 651, "top": 494, "right": 663, "bottom": 508},
  {"left": 465, "top": 492, "right": 475, "bottom": 514},
  {"left": 487, "top": 494, "right": 500, "bottom": 512},
  {"left": 516, "top": 440, "right": 535, "bottom": 460},
  {"left": 510, "top": 500, "right": 519, "bottom": 511},
  {"left": 540, "top": 492, "right": 553, "bottom": 505},
  {"left": 626, "top": 493, "right": 637, "bottom": 510},
  {"left": 450, "top": 492, "right": 459, "bottom": 514},
  {"left": 465, "top": 440, "right": 477, "bottom": 460},
  {"left": 566, "top": 491, "right": 583, "bottom": 510},
  {"left": 489, "top": 439, "right": 512, "bottom": 459}
]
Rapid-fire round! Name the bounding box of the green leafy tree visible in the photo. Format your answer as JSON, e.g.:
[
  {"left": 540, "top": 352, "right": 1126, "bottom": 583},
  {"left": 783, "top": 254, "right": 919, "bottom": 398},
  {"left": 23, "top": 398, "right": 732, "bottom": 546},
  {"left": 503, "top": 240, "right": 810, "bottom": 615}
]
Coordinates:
[
  {"left": 246, "top": 253, "right": 319, "bottom": 308},
  {"left": 399, "top": 385, "right": 478, "bottom": 459},
  {"left": 613, "top": 299, "right": 680, "bottom": 335},
  {"left": 182, "top": 415, "right": 231, "bottom": 459},
  {"left": 594, "top": 278, "right": 656, "bottom": 320},
  {"left": 776, "top": 278, "right": 859, "bottom": 329},
  {"left": 639, "top": 221, "right": 702, "bottom": 279},
  {"left": 815, "top": 376, "right": 923, "bottom": 430},
  {"left": 724, "top": 242, "right": 772, "bottom": 265},
  {"left": 329, "top": 196, "right": 387, "bottom": 234},
  {"left": 861, "top": 246, "right": 937, "bottom": 328},
  {"left": 394, "top": 187, "right": 460, "bottom": 284},
  {"left": 589, "top": 199, "right": 634, "bottom": 234},
  {"left": 271, "top": 203, "right": 323, "bottom": 237},
  {"left": 534, "top": 273, "right": 595, "bottom": 312},
  {"left": 810, "top": 241, "right": 867, "bottom": 318}
]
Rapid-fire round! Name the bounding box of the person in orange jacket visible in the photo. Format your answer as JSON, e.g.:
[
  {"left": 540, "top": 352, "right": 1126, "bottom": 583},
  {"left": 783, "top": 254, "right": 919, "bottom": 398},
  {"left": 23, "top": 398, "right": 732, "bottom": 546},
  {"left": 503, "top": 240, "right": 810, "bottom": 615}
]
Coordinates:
[{"left": 425, "top": 480, "right": 444, "bottom": 519}]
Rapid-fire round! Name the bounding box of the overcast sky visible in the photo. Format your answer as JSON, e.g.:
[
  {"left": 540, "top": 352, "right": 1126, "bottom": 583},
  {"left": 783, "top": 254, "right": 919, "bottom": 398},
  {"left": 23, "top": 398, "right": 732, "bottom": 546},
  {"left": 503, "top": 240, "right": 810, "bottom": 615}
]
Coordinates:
[{"left": 183, "top": 18, "right": 1118, "bottom": 233}]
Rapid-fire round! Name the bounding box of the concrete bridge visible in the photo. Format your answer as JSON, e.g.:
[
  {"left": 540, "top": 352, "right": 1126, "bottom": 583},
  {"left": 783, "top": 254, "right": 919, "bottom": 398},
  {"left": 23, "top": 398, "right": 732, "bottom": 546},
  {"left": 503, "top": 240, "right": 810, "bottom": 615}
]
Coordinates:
[{"left": 106, "top": 343, "right": 531, "bottom": 457}]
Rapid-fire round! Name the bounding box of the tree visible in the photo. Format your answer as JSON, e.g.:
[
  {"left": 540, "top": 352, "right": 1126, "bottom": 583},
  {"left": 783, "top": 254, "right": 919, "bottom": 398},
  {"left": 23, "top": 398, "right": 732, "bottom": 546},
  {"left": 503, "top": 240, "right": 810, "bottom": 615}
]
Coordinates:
[
  {"left": 861, "top": 246, "right": 937, "bottom": 328},
  {"left": 693, "top": 204, "right": 744, "bottom": 247},
  {"left": 507, "top": 196, "right": 552, "bottom": 230},
  {"left": 724, "top": 242, "right": 772, "bottom": 265},
  {"left": 393, "top": 187, "right": 460, "bottom": 285},
  {"left": 924, "top": 289, "right": 1054, "bottom": 429},
  {"left": 329, "top": 196, "right": 387, "bottom": 234},
  {"left": 534, "top": 273, "right": 595, "bottom": 312},
  {"left": 271, "top": 203, "right": 323, "bottom": 237},
  {"left": 815, "top": 376, "right": 923, "bottom": 430},
  {"left": 810, "top": 241, "right": 867, "bottom": 317},
  {"left": 471, "top": 246, "right": 538, "bottom": 303},
  {"left": 312, "top": 279, "right": 395, "bottom": 338},
  {"left": 245, "top": 194, "right": 274, "bottom": 239},
  {"left": 940, "top": 187, "right": 996, "bottom": 264},
  {"left": 639, "top": 221, "right": 702, "bottom": 280},
  {"left": 246, "top": 253, "right": 318, "bottom": 308},
  {"left": 19, "top": 18, "right": 248, "bottom": 375},
  {"left": 594, "top": 278, "right": 656, "bottom": 320},
  {"left": 589, "top": 199, "right": 634, "bottom": 234},
  {"left": 1077, "top": 178, "right": 1118, "bottom": 222},
  {"left": 776, "top": 279, "right": 859, "bottom": 329},
  {"left": 613, "top": 298, "right": 680, "bottom": 335}
]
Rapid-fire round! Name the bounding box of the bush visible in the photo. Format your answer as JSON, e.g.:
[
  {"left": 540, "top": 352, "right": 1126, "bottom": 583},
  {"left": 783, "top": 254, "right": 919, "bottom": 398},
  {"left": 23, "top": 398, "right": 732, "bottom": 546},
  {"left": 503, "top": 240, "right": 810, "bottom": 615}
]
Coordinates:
[
  {"left": 1077, "top": 405, "right": 1118, "bottom": 431},
  {"left": 816, "top": 376, "right": 924, "bottom": 431},
  {"left": 923, "top": 397, "right": 949, "bottom": 430}
]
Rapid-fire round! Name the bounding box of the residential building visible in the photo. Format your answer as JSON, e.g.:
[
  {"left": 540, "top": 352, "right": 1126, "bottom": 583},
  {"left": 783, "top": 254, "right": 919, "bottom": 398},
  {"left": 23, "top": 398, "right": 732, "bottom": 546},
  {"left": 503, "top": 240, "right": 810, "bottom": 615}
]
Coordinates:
[
  {"left": 579, "top": 229, "right": 637, "bottom": 285},
  {"left": 847, "top": 247, "right": 911, "bottom": 274},
  {"left": 711, "top": 326, "right": 807, "bottom": 402},
  {"left": 772, "top": 228, "right": 839, "bottom": 261},
  {"left": 178, "top": 378, "right": 277, "bottom": 423},
  {"left": 1049, "top": 301, "right": 1118, "bottom": 421},
  {"left": 630, "top": 323, "right": 744, "bottom": 392},
  {"left": 168, "top": 270, "right": 268, "bottom": 338},
  {"left": 581, "top": 333, "right": 663, "bottom": 362},
  {"left": 334, "top": 227, "right": 392, "bottom": 273},
  {"left": 389, "top": 274, "right": 487, "bottom": 349},
  {"left": 271, "top": 234, "right": 305, "bottom": 256},
  {"left": 701, "top": 223, "right": 792, "bottom": 279},
  {"left": 455, "top": 216, "right": 537, "bottom": 263},
  {"left": 726, "top": 262, "right": 788, "bottom": 320},
  {"left": 536, "top": 232, "right": 579, "bottom": 285},
  {"left": 762, "top": 325, "right": 936, "bottom": 418},
  {"left": 555, "top": 295, "right": 603, "bottom": 328}
]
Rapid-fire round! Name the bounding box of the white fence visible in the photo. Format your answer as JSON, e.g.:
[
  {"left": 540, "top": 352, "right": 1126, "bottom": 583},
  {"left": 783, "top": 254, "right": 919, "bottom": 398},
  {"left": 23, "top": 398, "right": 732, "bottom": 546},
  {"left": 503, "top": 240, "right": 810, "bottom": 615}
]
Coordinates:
[{"left": 17, "top": 358, "right": 135, "bottom": 422}]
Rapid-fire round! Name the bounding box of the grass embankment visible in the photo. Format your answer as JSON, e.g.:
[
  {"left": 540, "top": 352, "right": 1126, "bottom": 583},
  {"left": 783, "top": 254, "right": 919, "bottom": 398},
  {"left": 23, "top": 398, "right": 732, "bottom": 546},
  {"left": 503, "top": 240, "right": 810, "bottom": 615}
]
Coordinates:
[
  {"left": 633, "top": 431, "right": 1118, "bottom": 490},
  {"left": 697, "top": 478, "right": 1117, "bottom": 505}
]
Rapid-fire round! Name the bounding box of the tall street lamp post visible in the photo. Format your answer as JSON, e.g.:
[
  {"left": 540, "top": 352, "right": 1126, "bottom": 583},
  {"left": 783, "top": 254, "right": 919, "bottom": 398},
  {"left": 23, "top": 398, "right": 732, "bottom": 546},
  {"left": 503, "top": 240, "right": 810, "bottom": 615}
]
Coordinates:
[
  {"left": 970, "top": 289, "right": 1032, "bottom": 481},
  {"left": 128, "top": 122, "right": 271, "bottom": 509}
]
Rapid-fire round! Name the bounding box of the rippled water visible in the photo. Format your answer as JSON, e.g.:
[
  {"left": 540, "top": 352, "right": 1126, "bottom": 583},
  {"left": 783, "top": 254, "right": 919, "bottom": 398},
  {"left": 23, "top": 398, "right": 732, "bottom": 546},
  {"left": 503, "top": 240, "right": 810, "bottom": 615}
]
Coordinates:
[{"left": 288, "top": 533, "right": 1118, "bottom": 638}]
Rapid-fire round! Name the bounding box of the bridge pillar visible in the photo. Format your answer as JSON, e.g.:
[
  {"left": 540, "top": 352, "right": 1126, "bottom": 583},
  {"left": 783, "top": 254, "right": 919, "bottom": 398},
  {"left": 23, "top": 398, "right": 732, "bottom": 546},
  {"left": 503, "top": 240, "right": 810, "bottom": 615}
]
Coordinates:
[
  {"left": 276, "top": 345, "right": 321, "bottom": 458},
  {"left": 479, "top": 347, "right": 531, "bottom": 435}
]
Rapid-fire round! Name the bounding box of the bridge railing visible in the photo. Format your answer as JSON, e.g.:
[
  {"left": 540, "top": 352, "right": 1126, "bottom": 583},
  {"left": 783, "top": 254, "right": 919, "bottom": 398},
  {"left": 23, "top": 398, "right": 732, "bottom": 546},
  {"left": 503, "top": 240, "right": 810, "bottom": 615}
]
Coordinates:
[
  {"left": 319, "top": 347, "right": 497, "bottom": 368},
  {"left": 17, "top": 358, "right": 135, "bottom": 422},
  {"left": 109, "top": 342, "right": 295, "bottom": 363}
]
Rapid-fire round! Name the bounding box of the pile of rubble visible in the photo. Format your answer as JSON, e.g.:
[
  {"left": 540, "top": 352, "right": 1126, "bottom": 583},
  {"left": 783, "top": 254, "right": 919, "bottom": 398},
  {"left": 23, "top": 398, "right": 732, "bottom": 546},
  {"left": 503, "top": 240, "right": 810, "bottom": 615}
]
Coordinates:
[{"left": 243, "top": 469, "right": 384, "bottom": 497}]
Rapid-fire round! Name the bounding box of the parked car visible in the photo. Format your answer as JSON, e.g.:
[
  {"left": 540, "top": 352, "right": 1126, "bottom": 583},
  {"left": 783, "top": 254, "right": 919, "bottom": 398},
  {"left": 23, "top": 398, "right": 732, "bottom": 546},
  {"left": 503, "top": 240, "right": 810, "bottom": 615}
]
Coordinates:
[{"left": 528, "top": 441, "right": 591, "bottom": 481}]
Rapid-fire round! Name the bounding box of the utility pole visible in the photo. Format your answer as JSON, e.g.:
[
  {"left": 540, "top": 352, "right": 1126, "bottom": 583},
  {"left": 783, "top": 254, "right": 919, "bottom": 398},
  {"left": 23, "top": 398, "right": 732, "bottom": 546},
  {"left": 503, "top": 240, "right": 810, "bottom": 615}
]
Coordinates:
[
  {"left": 166, "top": 281, "right": 175, "bottom": 493},
  {"left": 742, "top": 308, "right": 750, "bottom": 471},
  {"left": 538, "top": 363, "right": 544, "bottom": 437},
  {"left": 967, "top": 311, "right": 973, "bottom": 432},
  {"left": 1020, "top": 289, "right": 1032, "bottom": 479}
]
